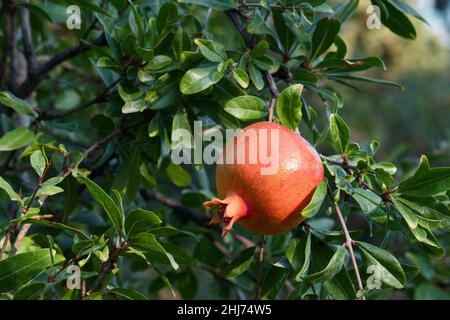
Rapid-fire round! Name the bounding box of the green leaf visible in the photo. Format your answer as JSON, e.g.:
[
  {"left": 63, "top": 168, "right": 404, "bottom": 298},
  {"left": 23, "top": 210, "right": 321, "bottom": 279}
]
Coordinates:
[
  {"left": 172, "top": 108, "right": 193, "bottom": 149},
  {"left": 36, "top": 185, "right": 64, "bottom": 197},
  {"left": 392, "top": 197, "right": 419, "bottom": 229},
  {"left": 223, "top": 246, "right": 256, "bottom": 278},
  {"left": 131, "top": 233, "right": 179, "bottom": 270},
  {"left": 328, "top": 74, "right": 403, "bottom": 89},
  {"left": 292, "top": 69, "right": 319, "bottom": 84},
  {"left": 385, "top": 0, "right": 428, "bottom": 25},
  {"left": 276, "top": 84, "right": 303, "bottom": 130},
  {"left": 194, "top": 39, "right": 227, "bottom": 63},
  {"left": 156, "top": 2, "right": 178, "bottom": 32},
  {"left": 261, "top": 265, "right": 289, "bottom": 299},
  {"left": 164, "top": 162, "right": 191, "bottom": 187},
  {"left": 309, "top": 235, "right": 356, "bottom": 299},
  {"left": 224, "top": 95, "right": 267, "bottom": 121},
  {"left": 13, "top": 282, "right": 46, "bottom": 300},
  {"left": 250, "top": 40, "right": 269, "bottom": 58},
  {"left": 248, "top": 62, "right": 264, "bottom": 91},
  {"left": 317, "top": 57, "right": 386, "bottom": 72},
  {"left": 0, "top": 127, "right": 34, "bottom": 152},
  {"left": 302, "top": 181, "right": 326, "bottom": 219},
  {"left": 329, "top": 113, "right": 350, "bottom": 154},
  {"left": 146, "top": 55, "right": 173, "bottom": 72},
  {"left": 290, "top": 232, "right": 312, "bottom": 280},
  {"left": 310, "top": 18, "right": 341, "bottom": 61},
  {"left": 128, "top": 0, "right": 145, "bottom": 46},
  {"left": 180, "top": 67, "right": 224, "bottom": 95},
  {"left": 414, "top": 283, "right": 450, "bottom": 300},
  {"left": 108, "top": 288, "right": 148, "bottom": 300},
  {"left": 12, "top": 218, "right": 90, "bottom": 240},
  {"left": 232, "top": 68, "right": 249, "bottom": 89},
  {"left": 351, "top": 188, "right": 383, "bottom": 214},
  {"left": 302, "top": 246, "right": 346, "bottom": 284},
  {"left": 30, "top": 150, "right": 46, "bottom": 177},
  {"left": 149, "top": 226, "right": 198, "bottom": 241},
  {"left": 125, "top": 209, "right": 162, "bottom": 237},
  {"left": 78, "top": 176, "right": 124, "bottom": 236},
  {"left": 373, "top": 0, "right": 416, "bottom": 39},
  {"left": 71, "top": 0, "right": 111, "bottom": 17},
  {"left": 398, "top": 155, "right": 450, "bottom": 197},
  {"left": 337, "top": 0, "right": 359, "bottom": 23},
  {"left": 148, "top": 115, "right": 160, "bottom": 138},
  {"left": 357, "top": 241, "right": 406, "bottom": 289},
  {"left": 0, "top": 176, "right": 22, "bottom": 204},
  {"left": 177, "top": 0, "right": 236, "bottom": 10},
  {"left": 0, "top": 249, "right": 54, "bottom": 293},
  {"left": 0, "top": 91, "right": 34, "bottom": 115}
]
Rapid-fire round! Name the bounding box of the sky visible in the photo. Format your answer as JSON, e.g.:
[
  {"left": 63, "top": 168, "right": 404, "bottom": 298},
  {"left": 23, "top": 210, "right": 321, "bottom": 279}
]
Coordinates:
[{"left": 415, "top": 0, "right": 450, "bottom": 46}]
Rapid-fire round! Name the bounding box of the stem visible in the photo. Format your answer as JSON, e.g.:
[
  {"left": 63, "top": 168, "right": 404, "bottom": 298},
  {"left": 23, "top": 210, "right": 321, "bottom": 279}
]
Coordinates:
[
  {"left": 87, "top": 241, "right": 124, "bottom": 295},
  {"left": 266, "top": 72, "right": 279, "bottom": 122},
  {"left": 327, "top": 184, "right": 365, "bottom": 299},
  {"left": 10, "top": 155, "right": 55, "bottom": 255},
  {"left": 254, "top": 236, "right": 265, "bottom": 299},
  {"left": 225, "top": 10, "right": 279, "bottom": 121}
]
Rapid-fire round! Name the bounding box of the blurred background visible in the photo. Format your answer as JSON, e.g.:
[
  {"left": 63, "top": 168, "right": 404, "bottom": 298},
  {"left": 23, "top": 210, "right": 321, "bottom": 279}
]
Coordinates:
[{"left": 337, "top": 0, "right": 450, "bottom": 170}]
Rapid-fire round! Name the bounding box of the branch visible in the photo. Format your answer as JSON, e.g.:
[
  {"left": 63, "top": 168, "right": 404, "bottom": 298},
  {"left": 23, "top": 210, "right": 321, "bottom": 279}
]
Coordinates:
[
  {"left": 16, "top": 34, "right": 106, "bottom": 98},
  {"left": 238, "top": 3, "right": 309, "bottom": 11},
  {"left": 327, "top": 184, "right": 365, "bottom": 299},
  {"left": 226, "top": 9, "right": 279, "bottom": 122},
  {"left": 142, "top": 191, "right": 209, "bottom": 227},
  {"left": 266, "top": 72, "right": 279, "bottom": 121},
  {"left": 9, "top": 7, "right": 17, "bottom": 92},
  {"left": 16, "top": 2, "right": 130, "bottom": 98},
  {"left": 0, "top": 1, "right": 14, "bottom": 89},
  {"left": 19, "top": 0, "right": 37, "bottom": 76},
  {"left": 37, "top": 76, "right": 123, "bottom": 121}
]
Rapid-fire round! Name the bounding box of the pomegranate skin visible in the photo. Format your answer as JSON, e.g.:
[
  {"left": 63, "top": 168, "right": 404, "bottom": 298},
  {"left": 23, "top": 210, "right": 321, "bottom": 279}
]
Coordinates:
[{"left": 208, "top": 122, "right": 324, "bottom": 236}]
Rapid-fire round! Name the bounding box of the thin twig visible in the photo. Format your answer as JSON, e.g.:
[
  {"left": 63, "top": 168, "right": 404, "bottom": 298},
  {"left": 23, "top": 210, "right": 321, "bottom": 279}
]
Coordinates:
[
  {"left": 87, "top": 240, "right": 125, "bottom": 295},
  {"left": 10, "top": 155, "right": 55, "bottom": 255},
  {"left": 327, "top": 184, "right": 365, "bottom": 299},
  {"left": 37, "top": 76, "right": 123, "bottom": 121},
  {"left": 0, "top": 203, "right": 20, "bottom": 260},
  {"left": 266, "top": 72, "right": 279, "bottom": 122},
  {"left": 7, "top": 121, "right": 141, "bottom": 255},
  {"left": 254, "top": 236, "right": 265, "bottom": 299}
]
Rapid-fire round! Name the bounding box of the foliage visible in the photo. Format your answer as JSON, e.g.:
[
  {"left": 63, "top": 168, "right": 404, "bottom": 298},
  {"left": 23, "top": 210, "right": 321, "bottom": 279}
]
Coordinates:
[{"left": 0, "top": 0, "right": 448, "bottom": 300}]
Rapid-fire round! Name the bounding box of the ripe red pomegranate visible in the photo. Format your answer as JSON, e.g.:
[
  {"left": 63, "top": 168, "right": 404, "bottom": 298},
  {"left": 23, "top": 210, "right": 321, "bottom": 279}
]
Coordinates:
[{"left": 203, "top": 122, "right": 324, "bottom": 236}]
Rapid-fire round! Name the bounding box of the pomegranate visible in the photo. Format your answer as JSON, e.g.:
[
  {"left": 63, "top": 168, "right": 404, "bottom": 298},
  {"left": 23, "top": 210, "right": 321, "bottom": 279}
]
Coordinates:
[{"left": 203, "top": 122, "right": 324, "bottom": 236}]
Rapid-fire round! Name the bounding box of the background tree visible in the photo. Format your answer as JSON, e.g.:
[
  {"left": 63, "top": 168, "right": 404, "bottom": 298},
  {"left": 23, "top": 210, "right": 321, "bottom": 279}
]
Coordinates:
[{"left": 0, "top": 0, "right": 448, "bottom": 300}]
